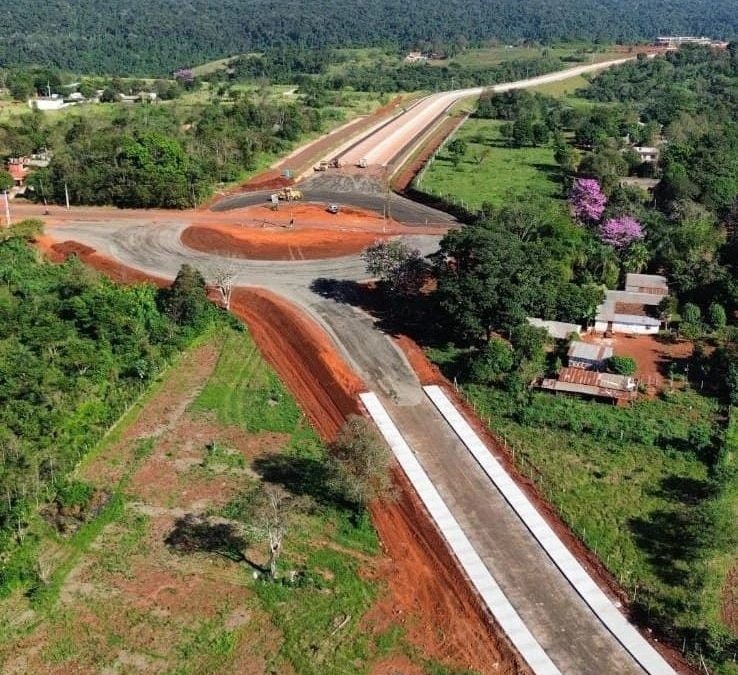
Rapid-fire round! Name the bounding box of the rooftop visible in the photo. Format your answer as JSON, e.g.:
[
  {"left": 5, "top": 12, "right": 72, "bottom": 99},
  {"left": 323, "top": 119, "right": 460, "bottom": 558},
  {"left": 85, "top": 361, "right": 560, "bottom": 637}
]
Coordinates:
[
  {"left": 527, "top": 318, "right": 581, "bottom": 340},
  {"left": 568, "top": 342, "right": 613, "bottom": 362},
  {"left": 625, "top": 273, "right": 668, "bottom": 294},
  {"left": 541, "top": 367, "right": 638, "bottom": 401}
]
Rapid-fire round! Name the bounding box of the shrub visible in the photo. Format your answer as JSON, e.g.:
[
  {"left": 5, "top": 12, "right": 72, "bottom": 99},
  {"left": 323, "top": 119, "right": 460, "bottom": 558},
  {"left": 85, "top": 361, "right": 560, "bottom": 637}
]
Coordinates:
[
  {"left": 469, "top": 338, "right": 514, "bottom": 384},
  {"left": 55, "top": 480, "right": 94, "bottom": 509},
  {"left": 606, "top": 355, "right": 637, "bottom": 376}
]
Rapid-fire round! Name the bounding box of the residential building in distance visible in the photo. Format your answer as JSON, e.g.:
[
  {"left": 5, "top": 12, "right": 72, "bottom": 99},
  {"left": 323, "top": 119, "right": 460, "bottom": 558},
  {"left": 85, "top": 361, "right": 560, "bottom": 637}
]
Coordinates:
[
  {"left": 593, "top": 274, "right": 668, "bottom": 335},
  {"left": 632, "top": 146, "right": 659, "bottom": 163},
  {"left": 28, "top": 95, "right": 69, "bottom": 111}
]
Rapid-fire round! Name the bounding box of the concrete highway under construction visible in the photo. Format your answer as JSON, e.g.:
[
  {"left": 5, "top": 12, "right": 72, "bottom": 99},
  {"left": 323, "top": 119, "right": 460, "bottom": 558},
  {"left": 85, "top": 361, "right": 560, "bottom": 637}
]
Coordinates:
[{"left": 37, "top": 58, "right": 681, "bottom": 674}]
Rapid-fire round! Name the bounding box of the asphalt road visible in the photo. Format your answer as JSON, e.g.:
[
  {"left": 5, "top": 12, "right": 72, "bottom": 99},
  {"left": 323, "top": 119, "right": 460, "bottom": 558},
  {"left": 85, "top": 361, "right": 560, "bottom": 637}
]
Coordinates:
[{"left": 211, "top": 178, "right": 457, "bottom": 227}]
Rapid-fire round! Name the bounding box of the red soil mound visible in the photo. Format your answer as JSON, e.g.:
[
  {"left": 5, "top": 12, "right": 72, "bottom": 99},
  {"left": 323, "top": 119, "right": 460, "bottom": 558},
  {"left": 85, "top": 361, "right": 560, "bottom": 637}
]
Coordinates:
[
  {"left": 182, "top": 225, "right": 384, "bottom": 260},
  {"left": 37, "top": 236, "right": 169, "bottom": 286}
]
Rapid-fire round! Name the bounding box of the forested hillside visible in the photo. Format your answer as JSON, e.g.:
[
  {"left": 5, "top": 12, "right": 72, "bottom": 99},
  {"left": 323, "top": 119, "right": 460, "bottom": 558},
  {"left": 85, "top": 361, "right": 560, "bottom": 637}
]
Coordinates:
[
  {"left": 0, "top": 0, "right": 737, "bottom": 75},
  {"left": 0, "top": 229, "right": 223, "bottom": 594}
]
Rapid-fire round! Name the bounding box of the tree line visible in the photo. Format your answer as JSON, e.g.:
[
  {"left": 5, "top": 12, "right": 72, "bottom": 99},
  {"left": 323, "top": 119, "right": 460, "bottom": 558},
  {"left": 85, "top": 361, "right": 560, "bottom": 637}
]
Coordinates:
[
  {"left": 1, "top": 0, "right": 738, "bottom": 76},
  {"left": 0, "top": 229, "right": 225, "bottom": 595},
  {"left": 0, "top": 96, "right": 324, "bottom": 208}
]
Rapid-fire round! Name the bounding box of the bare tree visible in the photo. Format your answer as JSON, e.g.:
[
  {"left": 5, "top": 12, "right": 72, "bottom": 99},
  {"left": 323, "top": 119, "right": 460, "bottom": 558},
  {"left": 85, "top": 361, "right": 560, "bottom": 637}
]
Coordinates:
[
  {"left": 211, "top": 263, "right": 236, "bottom": 310},
  {"left": 326, "top": 415, "right": 392, "bottom": 510},
  {"left": 245, "top": 483, "right": 312, "bottom": 579}
]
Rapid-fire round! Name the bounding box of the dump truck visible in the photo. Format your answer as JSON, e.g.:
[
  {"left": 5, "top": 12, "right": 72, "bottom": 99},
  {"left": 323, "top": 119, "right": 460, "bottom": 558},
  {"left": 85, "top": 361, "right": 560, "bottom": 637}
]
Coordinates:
[
  {"left": 313, "top": 160, "right": 328, "bottom": 172},
  {"left": 277, "top": 187, "right": 303, "bottom": 201},
  {"left": 328, "top": 158, "right": 342, "bottom": 169},
  {"left": 357, "top": 158, "right": 368, "bottom": 168}
]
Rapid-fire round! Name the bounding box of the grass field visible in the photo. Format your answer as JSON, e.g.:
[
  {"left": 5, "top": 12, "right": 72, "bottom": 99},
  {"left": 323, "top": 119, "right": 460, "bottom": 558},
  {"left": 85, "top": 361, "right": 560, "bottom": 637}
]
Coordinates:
[
  {"left": 0, "top": 326, "right": 437, "bottom": 674},
  {"left": 415, "top": 117, "right": 561, "bottom": 210},
  {"left": 435, "top": 45, "right": 623, "bottom": 69}
]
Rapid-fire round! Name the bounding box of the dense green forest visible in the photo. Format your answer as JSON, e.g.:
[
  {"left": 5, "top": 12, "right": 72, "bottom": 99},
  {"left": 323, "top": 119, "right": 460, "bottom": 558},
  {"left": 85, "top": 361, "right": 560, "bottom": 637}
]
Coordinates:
[
  {"left": 0, "top": 0, "right": 737, "bottom": 75},
  {"left": 221, "top": 46, "right": 569, "bottom": 93},
  {"left": 0, "top": 228, "right": 224, "bottom": 595}
]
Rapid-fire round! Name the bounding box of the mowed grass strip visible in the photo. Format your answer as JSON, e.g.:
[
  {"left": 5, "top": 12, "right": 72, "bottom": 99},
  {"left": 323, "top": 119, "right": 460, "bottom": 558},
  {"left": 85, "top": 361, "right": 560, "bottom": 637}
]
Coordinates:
[
  {"left": 415, "top": 118, "right": 561, "bottom": 210},
  {"left": 191, "top": 329, "right": 302, "bottom": 434}
]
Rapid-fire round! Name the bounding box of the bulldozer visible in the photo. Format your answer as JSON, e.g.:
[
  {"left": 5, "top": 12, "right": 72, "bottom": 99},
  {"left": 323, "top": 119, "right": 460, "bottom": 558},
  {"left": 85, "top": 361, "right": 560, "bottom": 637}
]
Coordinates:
[{"left": 277, "top": 187, "right": 303, "bottom": 201}]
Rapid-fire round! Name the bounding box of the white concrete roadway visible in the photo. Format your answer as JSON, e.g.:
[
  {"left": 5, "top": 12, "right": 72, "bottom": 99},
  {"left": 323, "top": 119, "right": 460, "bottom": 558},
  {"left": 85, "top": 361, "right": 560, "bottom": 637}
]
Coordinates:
[{"left": 337, "top": 57, "right": 631, "bottom": 168}]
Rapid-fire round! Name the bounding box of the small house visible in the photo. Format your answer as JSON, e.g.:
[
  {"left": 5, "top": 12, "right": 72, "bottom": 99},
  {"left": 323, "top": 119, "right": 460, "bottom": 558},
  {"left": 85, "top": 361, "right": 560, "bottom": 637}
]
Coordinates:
[
  {"left": 5, "top": 159, "right": 28, "bottom": 187},
  {"left": 567, "top": 342, "right": 613, "bottom": 370},
  {"left": 593, "top": 275, "right": 669, "bottom": 335},
  {"left": 28, "top": 95, "right": 69, "bottom": 111},
  {"left": 633, "top": 146, "right": 659, "bottom": 163},
  {"left": 541, "top": 367, "right": 638, "bottom": 404}
]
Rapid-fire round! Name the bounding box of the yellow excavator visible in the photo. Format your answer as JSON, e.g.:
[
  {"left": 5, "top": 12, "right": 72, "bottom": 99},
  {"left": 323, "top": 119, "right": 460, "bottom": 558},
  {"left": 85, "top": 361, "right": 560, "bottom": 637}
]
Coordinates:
[{"left": 276, "top": 187, "right": 303, "bottom": 201}]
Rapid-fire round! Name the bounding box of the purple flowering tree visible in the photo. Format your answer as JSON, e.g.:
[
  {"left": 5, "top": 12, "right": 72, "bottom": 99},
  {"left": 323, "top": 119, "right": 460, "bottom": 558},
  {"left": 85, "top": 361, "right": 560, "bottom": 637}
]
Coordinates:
[
  {"left": 173, "top": 68, "right": 194, "bottom": 83},
  {"left": 568, "top": 178, "right": 607, "bottom": 223},
  {"left": 598, "top": 216, "right": 645, "bottom": 249},
  {"left": 173, "top": 68, "right": 195, "bottom": 90}
]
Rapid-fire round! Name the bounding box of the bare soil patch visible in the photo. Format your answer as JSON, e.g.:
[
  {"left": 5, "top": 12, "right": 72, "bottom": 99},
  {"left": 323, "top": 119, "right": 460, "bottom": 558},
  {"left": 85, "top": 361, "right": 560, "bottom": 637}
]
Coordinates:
[
  {"left": 182, "top": 223, "right": 385, "bottom": 261},
  {"left": 230, "top": 287, "right": 365, "bottom": 440},
  {"left": 721, "top": 563, "right": 738, "bottom": 634},
  {"left": 37, "top": 235, "right": 169, "bottom": 287},
  {"left": 582, "top": 333, "right": 693, "bottom": 392}
]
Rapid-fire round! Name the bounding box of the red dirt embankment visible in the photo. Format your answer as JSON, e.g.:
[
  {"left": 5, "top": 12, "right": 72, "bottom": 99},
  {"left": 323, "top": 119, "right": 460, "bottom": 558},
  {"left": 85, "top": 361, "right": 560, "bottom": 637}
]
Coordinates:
[
  {"left": 36, "top": 237, "right": 524, "bottom": 673},
  {"left": 36, "top": 235, "right": 170, "bottom": 286},
  {"left": 228, "top": 289, "right": 524, "bottom": 674},
  {"left": 183, "top": 225, "right": 385, "bottom": 261},
  {"left": 228, "top": 288, "right": 364, "bottom": 440}
]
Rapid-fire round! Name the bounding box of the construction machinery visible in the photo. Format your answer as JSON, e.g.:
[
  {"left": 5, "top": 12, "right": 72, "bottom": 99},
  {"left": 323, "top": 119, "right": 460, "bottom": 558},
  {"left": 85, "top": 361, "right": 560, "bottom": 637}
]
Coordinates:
[
  {"left": 357, "top": 157, "right": 368, "bottom": 168},
  {"left": 313, "top": 160, "right": 328, "bottom": 172},
  {"left": 276, "top": 187, "right": 303, "bottom": 201}
]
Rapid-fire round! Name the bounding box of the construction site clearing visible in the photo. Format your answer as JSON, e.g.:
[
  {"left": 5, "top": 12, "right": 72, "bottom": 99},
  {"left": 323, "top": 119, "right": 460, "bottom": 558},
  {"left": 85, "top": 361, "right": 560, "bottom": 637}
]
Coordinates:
[{"left": 180, "top": 202, "right": 447, "bottom": 260}]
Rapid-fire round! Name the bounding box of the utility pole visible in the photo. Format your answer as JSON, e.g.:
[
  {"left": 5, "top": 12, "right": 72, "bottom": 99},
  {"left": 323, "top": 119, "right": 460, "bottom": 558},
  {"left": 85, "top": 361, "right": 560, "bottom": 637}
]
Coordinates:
[
  {"left": 64, "top": 183, "right": 70, "bottom": 210},
  {"left": 3, "top": 191, "right": 10, "bottom": 228}
]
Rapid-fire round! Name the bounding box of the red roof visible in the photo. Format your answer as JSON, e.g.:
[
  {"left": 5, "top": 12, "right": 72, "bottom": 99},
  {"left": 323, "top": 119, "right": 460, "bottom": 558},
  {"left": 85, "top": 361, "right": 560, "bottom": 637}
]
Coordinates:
[{"left": 6, "top": 163, "right": 28, "bottom": 182}]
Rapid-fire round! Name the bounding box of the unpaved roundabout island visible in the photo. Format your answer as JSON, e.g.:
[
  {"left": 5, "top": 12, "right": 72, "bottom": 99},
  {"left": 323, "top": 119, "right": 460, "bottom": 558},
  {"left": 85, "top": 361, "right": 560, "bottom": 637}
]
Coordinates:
[{"left": 181, "top": 202, "right": 447, "bottom": 261}]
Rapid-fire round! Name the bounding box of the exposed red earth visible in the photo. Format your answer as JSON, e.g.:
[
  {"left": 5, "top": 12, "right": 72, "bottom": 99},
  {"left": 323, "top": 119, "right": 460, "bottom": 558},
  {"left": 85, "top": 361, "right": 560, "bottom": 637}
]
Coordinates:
[{"left": 36, "top": 240, "right": 522, "bottom": 673}]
